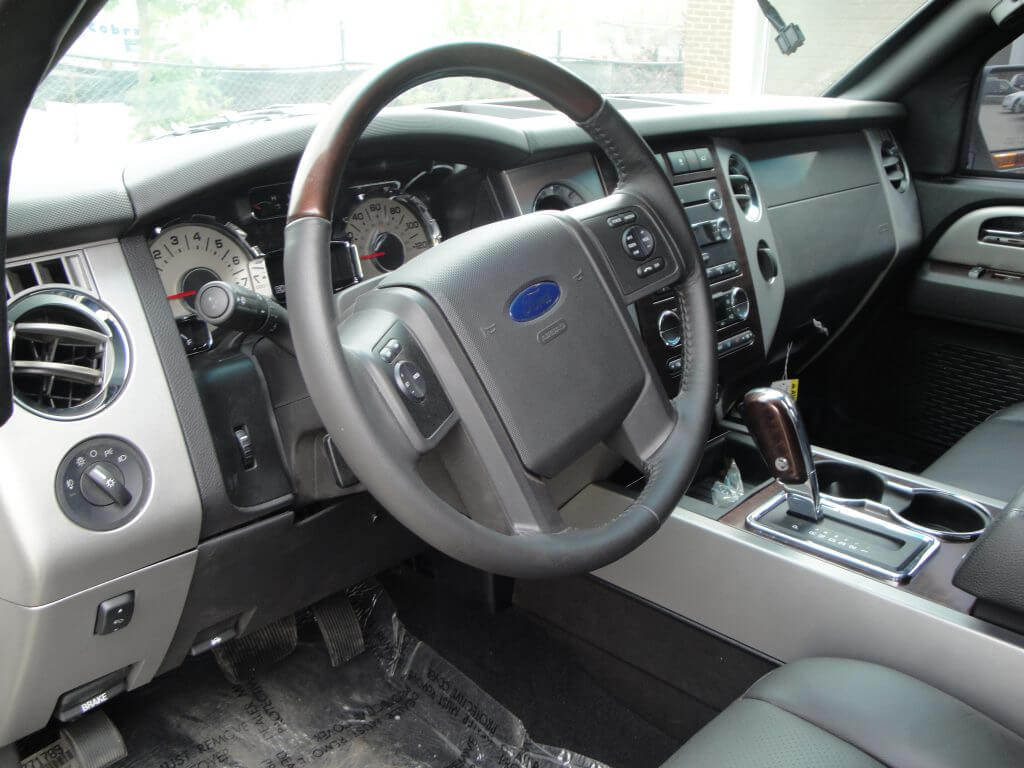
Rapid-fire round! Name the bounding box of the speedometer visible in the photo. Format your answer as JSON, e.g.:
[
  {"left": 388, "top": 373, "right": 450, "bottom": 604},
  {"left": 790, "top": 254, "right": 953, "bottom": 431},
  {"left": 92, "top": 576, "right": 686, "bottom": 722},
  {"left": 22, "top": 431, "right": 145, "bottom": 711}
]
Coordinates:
[
  {"left": 149, "top": 219, "right": 272, "bottom": 319},
  {"left": 343, "top": 195, "right": 441, "bottom": 277}
]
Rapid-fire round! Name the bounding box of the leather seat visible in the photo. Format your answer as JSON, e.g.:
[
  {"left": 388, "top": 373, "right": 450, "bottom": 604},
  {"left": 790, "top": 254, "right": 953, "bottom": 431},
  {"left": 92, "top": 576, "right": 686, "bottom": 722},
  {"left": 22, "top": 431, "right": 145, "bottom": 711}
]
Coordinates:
[
  {"left": 922, "top": 402, "right": 1024, "bottom": 502},
  {"left": 661, "top": 658, "right": 1024, "bottom": 767}
]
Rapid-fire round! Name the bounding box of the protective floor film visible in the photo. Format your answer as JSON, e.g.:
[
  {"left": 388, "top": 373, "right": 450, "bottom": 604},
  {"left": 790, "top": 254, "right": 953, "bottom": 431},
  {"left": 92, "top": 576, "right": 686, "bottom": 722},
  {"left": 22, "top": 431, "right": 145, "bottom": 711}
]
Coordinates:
[{"left": 25, "top": 585, "right": 608, "bottom": 768}]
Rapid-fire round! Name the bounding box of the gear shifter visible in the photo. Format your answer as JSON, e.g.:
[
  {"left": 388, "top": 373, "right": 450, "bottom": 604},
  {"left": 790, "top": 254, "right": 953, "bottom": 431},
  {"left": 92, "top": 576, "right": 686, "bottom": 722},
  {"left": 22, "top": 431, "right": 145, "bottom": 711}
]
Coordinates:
[{"left": 743, "top": 387, "right": 821, "bottom": 521}]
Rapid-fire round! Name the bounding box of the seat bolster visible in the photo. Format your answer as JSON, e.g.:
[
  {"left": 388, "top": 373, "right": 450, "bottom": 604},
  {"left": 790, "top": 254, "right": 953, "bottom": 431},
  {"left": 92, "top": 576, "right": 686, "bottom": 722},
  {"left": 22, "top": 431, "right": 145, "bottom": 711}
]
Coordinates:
[
  {"left": 661, "top": 697, "right": 884, "bottom": 768},
  {"left": 923, "top": 403, "right": 1024, "bottom": 502},
  {"left": 744, "top": 658, "right": 1024, "bottom": 768}
]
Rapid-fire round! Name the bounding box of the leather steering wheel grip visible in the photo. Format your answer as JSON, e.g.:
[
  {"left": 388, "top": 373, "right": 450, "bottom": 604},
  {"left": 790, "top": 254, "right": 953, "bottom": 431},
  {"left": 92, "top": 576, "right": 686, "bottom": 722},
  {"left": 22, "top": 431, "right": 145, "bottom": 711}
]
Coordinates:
[{"left": 284, "top": 42, "right": 716, "bottom": 577}]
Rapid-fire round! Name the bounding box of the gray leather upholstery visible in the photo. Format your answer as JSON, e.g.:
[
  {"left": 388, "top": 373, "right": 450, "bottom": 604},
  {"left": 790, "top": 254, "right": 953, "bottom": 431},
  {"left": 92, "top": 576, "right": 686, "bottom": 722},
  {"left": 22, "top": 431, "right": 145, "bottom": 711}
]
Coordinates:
[
  {"left": 662, "top": 658, "right": 1024, "bottom": 767},
  {"left": 923, "top": 403, "right": 1024, "bottom": 502},
  {"left": 954, "top": 485, "right": 1024, "bottom": 632}
]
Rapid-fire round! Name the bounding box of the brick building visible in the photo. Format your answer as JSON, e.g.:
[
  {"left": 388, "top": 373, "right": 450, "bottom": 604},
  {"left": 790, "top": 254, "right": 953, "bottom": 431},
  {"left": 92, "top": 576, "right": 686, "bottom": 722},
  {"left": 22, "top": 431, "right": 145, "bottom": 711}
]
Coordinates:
[{"left": 683, "top": 0, "right": 927, "bottom": 96}]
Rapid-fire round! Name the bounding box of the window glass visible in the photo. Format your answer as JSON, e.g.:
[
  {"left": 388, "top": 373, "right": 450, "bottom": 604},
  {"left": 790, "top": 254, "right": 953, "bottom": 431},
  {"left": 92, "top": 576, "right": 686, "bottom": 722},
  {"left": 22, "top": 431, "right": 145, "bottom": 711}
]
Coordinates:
[{"left": 966, "top": 37, "right": 1024, "bottom": 174}]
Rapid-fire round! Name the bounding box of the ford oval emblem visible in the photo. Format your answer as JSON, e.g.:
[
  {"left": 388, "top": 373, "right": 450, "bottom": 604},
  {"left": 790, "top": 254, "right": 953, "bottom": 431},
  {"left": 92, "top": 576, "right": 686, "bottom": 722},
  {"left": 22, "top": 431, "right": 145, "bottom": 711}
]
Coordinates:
[{"left": 509, "top": 281, "right": 560, "bottom": 322}]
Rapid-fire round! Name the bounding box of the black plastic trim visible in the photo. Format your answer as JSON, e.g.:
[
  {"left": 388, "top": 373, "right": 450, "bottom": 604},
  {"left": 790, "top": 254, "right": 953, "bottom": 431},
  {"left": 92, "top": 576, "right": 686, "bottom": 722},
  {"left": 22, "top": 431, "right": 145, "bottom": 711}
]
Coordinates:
[{"left": 119, "top": 235, "right": 236, "bottom": 538}]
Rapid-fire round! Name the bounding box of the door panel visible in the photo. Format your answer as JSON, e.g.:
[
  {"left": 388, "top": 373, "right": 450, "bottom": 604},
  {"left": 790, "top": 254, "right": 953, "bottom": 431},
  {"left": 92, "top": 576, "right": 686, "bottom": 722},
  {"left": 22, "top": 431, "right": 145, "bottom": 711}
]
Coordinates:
[
  {"left": 909, "top": 203, "right": 1024, "bottom": 334},
  {"left": 891, "top": 184, "right": 1024, "bottom": 464}
]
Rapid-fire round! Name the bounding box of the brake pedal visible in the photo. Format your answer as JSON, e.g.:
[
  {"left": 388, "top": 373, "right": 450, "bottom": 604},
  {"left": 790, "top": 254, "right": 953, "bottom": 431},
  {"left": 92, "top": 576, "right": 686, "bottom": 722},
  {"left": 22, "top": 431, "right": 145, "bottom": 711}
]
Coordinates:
[
  {"left": 213, "top": 614, "right": 298, "bottom": 685},
  {"left": 59, "top": 710, "right": 126, "bottom": 768},
  {"left": 313, "top": 594, "right": 365, "bottom": 666}
]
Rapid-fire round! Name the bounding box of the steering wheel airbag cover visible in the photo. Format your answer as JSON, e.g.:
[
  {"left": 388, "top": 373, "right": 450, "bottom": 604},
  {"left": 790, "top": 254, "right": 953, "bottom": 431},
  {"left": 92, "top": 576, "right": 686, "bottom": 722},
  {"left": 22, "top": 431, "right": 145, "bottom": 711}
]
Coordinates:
[{"left": 381, "top": 212, "right": 644, "bottom": 478}]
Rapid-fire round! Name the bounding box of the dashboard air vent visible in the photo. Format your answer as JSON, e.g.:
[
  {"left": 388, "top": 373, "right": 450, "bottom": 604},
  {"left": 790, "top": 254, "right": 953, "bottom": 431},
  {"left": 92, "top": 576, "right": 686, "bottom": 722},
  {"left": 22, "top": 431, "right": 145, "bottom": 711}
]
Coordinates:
[
  {"left": 7, "top": 288, "right": 129, "bottom": 420},
  {"left": 728, "top": 155, "right": 761, "bottom": 222},
  {"left": 880, "top": 134, "right": 908, "bottom": 192}
]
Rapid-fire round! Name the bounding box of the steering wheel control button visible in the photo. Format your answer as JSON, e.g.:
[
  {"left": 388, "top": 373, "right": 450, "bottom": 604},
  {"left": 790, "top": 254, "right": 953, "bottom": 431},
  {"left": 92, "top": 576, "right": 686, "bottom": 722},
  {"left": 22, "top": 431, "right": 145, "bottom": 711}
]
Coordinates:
[
  {"left": 394, "top": 360, "right": 427, "bottom": 402},
  {"left": 95, "top": 592, "right": 135, "bottom": 635},
  {"left": 622, "top": 226, "right": 656, "bottom": 260},
  {"left": 635, "top": 258, "right": 665, "bottom": 278},
  {"left": 379, "top": 338, "right": 402, "bottom": 363},
  {"left": 606, "top": 214, "right": 625, "bottom": 228},
  {"left": 56, "top": 437, "right": 148, "bottom": 531}
]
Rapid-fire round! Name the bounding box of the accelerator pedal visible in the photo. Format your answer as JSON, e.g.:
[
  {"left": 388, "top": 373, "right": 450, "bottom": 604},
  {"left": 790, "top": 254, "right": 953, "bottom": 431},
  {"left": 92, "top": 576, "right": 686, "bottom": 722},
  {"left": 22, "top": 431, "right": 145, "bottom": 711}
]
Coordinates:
[
  {"left": 213, "top": 614, "right": 298, "bottom": 685},
  {"left": 59, "top": 710, "right": 126, "bottom": 768},
  {"left": 313, "top": 593, "right": 365, "bottom": 666}
]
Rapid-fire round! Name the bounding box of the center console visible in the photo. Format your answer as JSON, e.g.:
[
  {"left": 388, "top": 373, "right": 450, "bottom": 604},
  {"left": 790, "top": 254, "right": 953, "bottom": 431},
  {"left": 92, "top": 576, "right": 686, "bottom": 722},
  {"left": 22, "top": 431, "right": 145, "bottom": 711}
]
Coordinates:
[
  {"left": 585, "top": 400, "right": 1024, "bottom": 735},
  {"left": 636, "top": 145, "right": 764, "bottom": 394}
]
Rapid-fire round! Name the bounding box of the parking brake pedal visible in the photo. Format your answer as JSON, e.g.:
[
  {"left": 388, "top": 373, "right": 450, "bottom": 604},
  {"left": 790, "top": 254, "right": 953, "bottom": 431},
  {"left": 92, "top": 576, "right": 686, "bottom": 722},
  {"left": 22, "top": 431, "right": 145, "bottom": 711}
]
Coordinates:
[
  {"left": 213, "top": 615, "right": 298, "bottom": 685},
  {"left": 59, "top": 710, "right": 126, "bottom": 768},
  {"left": 313, "top": 594, "right": 365, "bottom": 666}
]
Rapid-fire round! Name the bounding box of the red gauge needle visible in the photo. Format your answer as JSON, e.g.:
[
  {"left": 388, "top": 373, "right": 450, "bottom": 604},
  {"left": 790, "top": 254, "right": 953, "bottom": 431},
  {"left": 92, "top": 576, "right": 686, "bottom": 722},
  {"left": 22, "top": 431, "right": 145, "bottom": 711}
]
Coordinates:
[
  {"left": 361, "top": 250, "right": 386, "bottom": 261},
  {"left": 166, "top": 290, "right": 198, "bottom": 301}
]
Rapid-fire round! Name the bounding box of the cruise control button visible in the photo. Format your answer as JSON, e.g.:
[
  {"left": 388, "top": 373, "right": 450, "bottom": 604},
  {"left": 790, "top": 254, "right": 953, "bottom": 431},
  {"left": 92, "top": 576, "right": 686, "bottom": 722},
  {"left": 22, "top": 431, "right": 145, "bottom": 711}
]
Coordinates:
[
  {"left": 607, "top": 214, "right": 625, "bottom": 228},
  {"left": 621, "top": 211, "right": 637, "bottom": 224},
  {"left": 622, "top": 226, "right": 656, "bottom": 260},
  {"left": 394, "top": 360, "right": 427, "bottom": 402}
]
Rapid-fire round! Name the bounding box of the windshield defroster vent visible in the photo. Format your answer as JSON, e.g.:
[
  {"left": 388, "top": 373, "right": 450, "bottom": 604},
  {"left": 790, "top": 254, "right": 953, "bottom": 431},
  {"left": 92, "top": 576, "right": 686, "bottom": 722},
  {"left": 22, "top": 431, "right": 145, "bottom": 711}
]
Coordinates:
[
  {"left": 880, "top": 134, "right": 908, "bottom": 192},
  {"left": 728, "top": 155, "right": 761, "bottom": 222},
  {"left": 7, "top": 288, "right": 130, "bottom": 420},
  {"left": 4, "top": 250, "right": 95, "bottom": 302}
]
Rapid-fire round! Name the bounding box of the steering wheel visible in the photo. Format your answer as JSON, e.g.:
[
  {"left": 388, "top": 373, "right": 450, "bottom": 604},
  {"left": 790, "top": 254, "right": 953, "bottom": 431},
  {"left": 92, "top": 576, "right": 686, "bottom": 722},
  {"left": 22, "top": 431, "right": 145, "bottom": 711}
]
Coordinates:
[{"left": 284, "top": 43, "right": 716, "bottom": 578}]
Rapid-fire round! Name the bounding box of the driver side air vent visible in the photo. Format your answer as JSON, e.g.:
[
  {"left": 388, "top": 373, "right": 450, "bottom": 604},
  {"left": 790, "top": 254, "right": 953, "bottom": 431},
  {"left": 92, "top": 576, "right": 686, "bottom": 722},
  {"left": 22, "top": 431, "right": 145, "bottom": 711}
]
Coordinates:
[
  {"left": 8, "top": 288, "right": 129, "bottom": 420},
  {"left": 728, "top": 155, "right": 761, "bottom": 222},
  {"left": 880, "top": 134, "right": 908, "bottom": 192}
]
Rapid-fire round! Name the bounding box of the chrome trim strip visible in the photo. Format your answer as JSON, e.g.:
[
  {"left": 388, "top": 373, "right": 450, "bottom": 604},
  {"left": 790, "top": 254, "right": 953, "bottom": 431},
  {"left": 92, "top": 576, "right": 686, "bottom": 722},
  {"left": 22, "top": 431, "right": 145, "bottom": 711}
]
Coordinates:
[{"left": 746, "top": 492, "right": 941, "bottom": 585}]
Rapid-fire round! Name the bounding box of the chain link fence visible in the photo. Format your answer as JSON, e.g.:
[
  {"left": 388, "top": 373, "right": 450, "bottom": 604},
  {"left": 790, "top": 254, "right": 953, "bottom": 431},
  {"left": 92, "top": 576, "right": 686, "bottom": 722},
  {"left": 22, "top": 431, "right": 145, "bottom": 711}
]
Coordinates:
[{"left": 33, "top": 54, "right": 684, "bottom": 139}]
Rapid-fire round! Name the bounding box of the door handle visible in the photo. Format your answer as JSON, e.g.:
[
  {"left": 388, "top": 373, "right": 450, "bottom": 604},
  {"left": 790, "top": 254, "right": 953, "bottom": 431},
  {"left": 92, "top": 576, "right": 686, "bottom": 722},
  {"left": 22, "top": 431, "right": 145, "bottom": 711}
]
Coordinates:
[{"left": 980, "top": 227, "right": 1024, "bottom": 246}]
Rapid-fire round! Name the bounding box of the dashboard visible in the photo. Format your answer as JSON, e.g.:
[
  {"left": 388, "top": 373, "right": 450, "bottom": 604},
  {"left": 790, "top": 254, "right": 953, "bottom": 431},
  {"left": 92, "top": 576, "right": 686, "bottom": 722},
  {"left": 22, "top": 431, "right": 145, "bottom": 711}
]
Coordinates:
[{"left": 0, "top": 95, "right": 919, "bottom": 746}]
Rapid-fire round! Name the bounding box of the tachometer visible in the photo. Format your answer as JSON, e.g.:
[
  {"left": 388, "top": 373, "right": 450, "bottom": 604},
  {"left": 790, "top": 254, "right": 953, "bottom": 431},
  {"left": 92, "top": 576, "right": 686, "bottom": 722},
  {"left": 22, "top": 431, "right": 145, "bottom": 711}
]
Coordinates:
[
  {"left": 149, "top": 218, "right": 272, "bottom": 319},
  {"left": 343, "top": 194, "right": 440, "bottom": 276}
]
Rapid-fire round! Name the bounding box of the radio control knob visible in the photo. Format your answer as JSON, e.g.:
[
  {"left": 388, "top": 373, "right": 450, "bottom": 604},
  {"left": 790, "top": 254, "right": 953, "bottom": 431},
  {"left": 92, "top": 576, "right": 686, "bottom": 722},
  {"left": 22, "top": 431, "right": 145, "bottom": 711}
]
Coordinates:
[
  {"left": 657, "top": 310, "right": 683, "bottom": 348},
  {"left": 726, "top": 287, "right": 749, "bottom": 321}
]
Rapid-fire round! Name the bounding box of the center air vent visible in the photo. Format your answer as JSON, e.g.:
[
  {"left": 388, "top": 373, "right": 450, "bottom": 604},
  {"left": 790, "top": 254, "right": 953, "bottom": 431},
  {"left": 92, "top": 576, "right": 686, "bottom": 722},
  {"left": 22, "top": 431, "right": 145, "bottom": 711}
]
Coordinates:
[
  {"left": 728, "top": 155, "right": 761, "bottom": 222},
  {"left": 8, "top": 288, "right": 129, "bottom": 420},
  {"left": 880, "top": 134, "right": 908, "bottom": 192}
]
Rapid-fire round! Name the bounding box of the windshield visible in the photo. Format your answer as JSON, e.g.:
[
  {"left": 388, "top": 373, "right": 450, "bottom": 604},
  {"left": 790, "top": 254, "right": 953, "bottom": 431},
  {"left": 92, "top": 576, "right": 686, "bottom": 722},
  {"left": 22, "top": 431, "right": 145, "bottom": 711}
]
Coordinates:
[{"left": 21, "top": 0, "right": 928, "bottom": 154}]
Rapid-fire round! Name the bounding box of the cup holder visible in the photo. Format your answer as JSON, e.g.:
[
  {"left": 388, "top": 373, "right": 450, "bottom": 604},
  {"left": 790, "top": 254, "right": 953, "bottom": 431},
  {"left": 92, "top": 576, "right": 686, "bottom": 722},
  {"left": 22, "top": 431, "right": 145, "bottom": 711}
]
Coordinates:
[
  {"left": 816, "top": 461, "right": 886, "bottom": 503},
  {"left": 893, "top": 490, "right": 990, "bottom": 541}
]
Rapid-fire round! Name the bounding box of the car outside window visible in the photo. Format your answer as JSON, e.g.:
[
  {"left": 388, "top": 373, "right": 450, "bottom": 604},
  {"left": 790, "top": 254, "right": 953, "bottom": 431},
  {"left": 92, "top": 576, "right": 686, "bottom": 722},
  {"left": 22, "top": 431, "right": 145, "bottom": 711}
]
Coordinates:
[{"left": 967, "top": 37, "right": 1024, "bottom": 175}]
